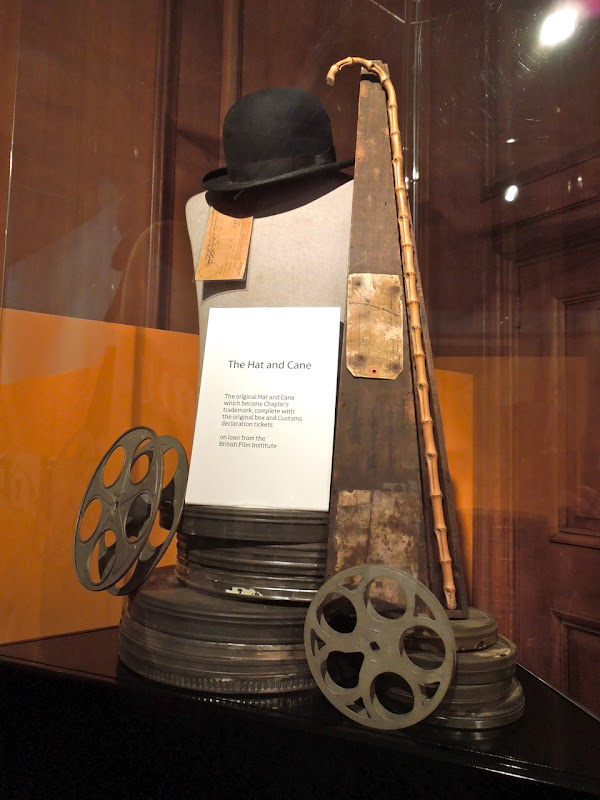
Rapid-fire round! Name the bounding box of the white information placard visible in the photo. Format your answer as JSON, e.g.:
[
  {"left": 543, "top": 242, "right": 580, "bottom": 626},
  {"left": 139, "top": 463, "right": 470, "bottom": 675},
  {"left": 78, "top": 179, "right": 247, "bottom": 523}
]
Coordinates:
[{"left": 186, "top": 307, "right": 341, "bottom": 511}]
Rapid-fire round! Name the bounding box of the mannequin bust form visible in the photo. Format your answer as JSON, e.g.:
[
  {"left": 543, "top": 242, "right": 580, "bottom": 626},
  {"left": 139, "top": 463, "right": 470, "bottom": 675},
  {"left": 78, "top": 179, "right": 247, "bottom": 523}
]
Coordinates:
[{"left": 185, "top": 173, "right": 354, "bottom": 370}]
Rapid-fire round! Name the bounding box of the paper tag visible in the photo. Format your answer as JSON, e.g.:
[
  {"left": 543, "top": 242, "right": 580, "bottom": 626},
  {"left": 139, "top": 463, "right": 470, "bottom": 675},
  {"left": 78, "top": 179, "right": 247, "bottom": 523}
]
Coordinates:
[
  {"left": 185, "top": 307, "right": 341, "bottom": 511},
  {"left": 195, "top": 207, "right": 253, "bottom": 281},
  {"left": 346, "top": 273, "right": 403, "bottom": 379}
]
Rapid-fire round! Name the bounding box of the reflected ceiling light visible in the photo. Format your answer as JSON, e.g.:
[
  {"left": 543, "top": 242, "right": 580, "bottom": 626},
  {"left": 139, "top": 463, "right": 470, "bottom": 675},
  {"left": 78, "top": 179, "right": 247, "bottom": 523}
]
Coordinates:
[
  {"left": 506, "top": 137, "right": 517, "bottom": 144},
  {"left": 504, "top": 184, "right": 519, "bottom": 202},
  {"left": 539, "top": 5, "right": 581, "bottom": 46}
]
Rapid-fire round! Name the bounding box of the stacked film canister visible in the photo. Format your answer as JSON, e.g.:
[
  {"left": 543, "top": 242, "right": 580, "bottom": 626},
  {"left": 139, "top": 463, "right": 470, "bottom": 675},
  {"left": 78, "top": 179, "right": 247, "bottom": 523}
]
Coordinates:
[{"left": 118, "top": 505, "right": 328, "bottom": 695}]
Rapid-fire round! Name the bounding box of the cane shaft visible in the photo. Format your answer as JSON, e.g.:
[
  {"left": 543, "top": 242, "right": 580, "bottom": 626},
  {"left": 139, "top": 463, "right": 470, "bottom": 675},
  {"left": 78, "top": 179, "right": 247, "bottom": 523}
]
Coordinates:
[{"left": 327, "top": 57, "right": 457, "bottom": 610}]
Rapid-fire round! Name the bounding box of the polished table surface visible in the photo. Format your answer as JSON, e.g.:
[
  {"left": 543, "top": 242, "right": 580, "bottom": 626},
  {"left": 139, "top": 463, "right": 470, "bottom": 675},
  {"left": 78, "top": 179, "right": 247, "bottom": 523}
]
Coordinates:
[{"left": 1, "top": 626, "right": 599, "bottom": 799}]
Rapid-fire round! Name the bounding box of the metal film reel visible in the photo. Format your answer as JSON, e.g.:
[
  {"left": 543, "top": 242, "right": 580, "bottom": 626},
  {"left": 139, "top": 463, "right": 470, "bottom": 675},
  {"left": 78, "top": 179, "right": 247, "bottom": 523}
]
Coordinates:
[
  {"left": 407, "top": 606, "right": 498, "bottom": 653},
  {"left": 176, "top": 535, "right": 326, "bottom": 602},
  {"left": 304, "top": 565, "right": 456, "bottom": 730},
  {"left": 109, "top": 435, "right": 188, "bottom": 596},
  {"left": 126, "top": 567, "right": 307, "bottom": 645},
  {"left": 176, "top": 562, "right": 322, "bottom": 603},
  {"left": 118, "top": 566, "right": 315, "bottom": 693},
  {"left": 426, "top": 678, "right": 525, "bottom": 730},
  {"left": 180, "top": 505, "right": 329, "bottom": 544},
  {"left": 177, "top": 536, "right": 327, "bottom": 577},
  {"left": 73, "top": 427, "right": 188, "bottom": 595},
  {"left": 408, "top": 635, "right": 517, "bottom": 686}
]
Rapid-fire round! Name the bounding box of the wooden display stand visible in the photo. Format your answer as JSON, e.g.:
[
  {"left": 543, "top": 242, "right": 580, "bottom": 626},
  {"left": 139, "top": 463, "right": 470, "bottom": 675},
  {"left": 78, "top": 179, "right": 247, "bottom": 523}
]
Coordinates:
[{"left": 328, "top": 68, "right": 469, "bottom": 617}]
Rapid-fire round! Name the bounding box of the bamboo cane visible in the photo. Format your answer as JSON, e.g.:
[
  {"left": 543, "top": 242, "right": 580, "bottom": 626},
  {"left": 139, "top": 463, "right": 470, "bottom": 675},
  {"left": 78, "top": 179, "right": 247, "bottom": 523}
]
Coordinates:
[{"left": 327, "top": 57, "right": 457, "bottom": 610}]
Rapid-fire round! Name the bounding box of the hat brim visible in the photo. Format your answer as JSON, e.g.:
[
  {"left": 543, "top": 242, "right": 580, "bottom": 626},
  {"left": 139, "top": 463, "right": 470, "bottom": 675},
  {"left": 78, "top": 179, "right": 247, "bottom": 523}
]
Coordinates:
[{"left": 202, "top": 158, "right": 354, "bottom": 193}]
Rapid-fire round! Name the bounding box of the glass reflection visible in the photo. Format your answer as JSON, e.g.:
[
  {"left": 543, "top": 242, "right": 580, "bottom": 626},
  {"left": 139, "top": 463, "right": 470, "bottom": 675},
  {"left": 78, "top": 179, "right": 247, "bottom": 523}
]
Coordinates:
[{"left": 539, "top": 5, "right": 581, "bottom": 47}]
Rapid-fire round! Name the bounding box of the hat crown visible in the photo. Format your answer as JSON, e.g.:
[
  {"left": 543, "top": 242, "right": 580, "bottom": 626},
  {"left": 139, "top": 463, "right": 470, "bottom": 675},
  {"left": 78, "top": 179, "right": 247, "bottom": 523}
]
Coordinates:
[
  {"left": 202, "top": 87, "right": 353, "bottom": 191},
  {"left": 222, "top": 88, "right": 334, "bottom": 167}
]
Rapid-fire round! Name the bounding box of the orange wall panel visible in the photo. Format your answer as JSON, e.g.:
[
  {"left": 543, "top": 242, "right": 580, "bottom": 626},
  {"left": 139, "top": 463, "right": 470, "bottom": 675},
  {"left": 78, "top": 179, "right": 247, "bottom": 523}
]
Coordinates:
[
  {"left": 436, "top": 365, "right": 474, "bottom": 598},
  {"left": 0, "top": 310, "right": 199, "bottom": 643}
]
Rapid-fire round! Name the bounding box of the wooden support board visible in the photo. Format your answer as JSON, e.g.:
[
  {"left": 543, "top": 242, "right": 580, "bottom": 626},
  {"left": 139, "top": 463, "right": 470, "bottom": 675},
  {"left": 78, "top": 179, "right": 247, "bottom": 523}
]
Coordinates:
[{"left": 327, "top": 69, "right": 469, "bottom": 618}]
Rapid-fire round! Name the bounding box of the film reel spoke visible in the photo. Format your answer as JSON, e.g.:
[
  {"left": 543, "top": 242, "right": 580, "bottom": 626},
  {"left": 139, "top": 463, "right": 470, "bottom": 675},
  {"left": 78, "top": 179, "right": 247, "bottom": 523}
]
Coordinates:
[
  {"left": 336, "top": 570, "right": 372, "bottom": 605},
  {"left": 345, "top": 688, "right": 380, "bottom": 722},
  {"left": 75, "top": 490, "right": 129, "bottom": 589},
  {"left": 360, "top": 685, "right": 380, "bottom": 722},
  {"left": 404, "top": 658, "right": 450, "bottom": 688},
  {"left": 362, "top": 569, "right": 415, "bottom": 624},
  {"left": 87, "top": 480, "right": 120, "bottom": 509},
  {"left": 104, "top": 460, "right": 129, "bottom": 496},
  {"left": 96, "top": 537, "right": 117, "bottom": 580},
  {"left": 124, "top": 433, "right": 157, "bottom": 480},
  {"left": 322, "top": 669, "right": 364, "bottom": 700},
  {"left": 75, "top": 501, "right": 109, "bottom": 550},
  {"left": 397, "top": 662, "right": 441, "bottom": 712},
  {"left": 118, "top": 491, "right": 153, "bottom": 544},
  {"left": 305, "top": 565, "right": 456, "bottom": 730},
  {"left": 305, "top": 613, "right": 344, "bottom": 667},
  {"left": 366, "top": 647, "right": 445, "bottom": 726},
  {"left": 363, "top": 664, "right": 417, "bottom": 722},
  {"left": 353, "top": 661, "right": 422, "bottom": 727}
]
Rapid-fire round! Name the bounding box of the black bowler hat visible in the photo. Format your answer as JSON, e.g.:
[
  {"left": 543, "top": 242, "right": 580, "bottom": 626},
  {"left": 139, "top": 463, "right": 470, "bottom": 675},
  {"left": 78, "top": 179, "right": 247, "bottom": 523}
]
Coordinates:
[{"left": 202, "top": 87, "right": 354, "bottom": 192}]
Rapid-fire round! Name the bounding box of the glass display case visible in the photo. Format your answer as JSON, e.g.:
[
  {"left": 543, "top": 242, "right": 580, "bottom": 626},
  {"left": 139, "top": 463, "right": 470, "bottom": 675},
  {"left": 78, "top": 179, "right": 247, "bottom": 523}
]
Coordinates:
[{"left": 0, "top": 1, "right": 599, "bottom": 785}]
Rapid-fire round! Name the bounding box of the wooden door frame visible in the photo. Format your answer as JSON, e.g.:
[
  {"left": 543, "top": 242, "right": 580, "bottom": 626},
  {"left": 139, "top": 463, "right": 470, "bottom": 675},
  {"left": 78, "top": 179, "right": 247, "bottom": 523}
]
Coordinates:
[
  {"left": 0, "top": 0, "right": 22, "bottom": 314},
  {"left": 479, "top": 156, "right": 600, "bottom": 646},
  {"left": 146, "top": 0, "right": 184, "bottom": 330},
  {"left": 219, "top": 0, "right": 243, "bottom": 160}
]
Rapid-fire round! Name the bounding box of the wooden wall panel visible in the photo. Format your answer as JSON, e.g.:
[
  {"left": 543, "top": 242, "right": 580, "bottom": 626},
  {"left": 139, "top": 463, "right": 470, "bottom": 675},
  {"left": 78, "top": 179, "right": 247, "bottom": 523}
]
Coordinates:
[
  {"left": 554, "top": 610, "right": 600, "bottom": 717},
  {"left": 3, "top": 0, "right": 161, "bottom": 324},
  {"left": 0, "top": 0, "right": 21, "bottom": 304},
  {"left": 514, "top": 246, "right": 600, "bottom": 709},
  {"left": 563, "top": 295, "right": 600, "bottom": 544},
  {"left": 168, "top": 0, "right": 223, "bottom": 334},
  {"left": 240, "top": 0, "right": 414, "bottom": 168},
  {"left": 565, "top": 621, "right": 600, "bottom": 717}
]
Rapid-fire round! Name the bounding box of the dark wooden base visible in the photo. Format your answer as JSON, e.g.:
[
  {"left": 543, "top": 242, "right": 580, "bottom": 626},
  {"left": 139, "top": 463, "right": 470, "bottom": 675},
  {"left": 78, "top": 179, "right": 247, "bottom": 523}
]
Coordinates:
[{"left": 1, "top": 627, "right": 599, "bottom": 799}]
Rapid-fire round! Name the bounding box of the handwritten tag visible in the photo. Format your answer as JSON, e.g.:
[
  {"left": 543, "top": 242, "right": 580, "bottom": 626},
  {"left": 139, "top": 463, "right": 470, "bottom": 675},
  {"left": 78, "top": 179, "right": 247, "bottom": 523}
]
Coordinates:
[
  {"left": 346, "top": 273, "right": 403, "bottom": 379},
  {"left": 195, "top": 207, "right": 253, "bottom": 281}
]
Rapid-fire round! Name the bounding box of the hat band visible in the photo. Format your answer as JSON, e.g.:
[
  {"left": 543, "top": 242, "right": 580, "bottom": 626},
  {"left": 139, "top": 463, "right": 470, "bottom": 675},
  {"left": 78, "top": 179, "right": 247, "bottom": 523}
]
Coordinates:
[{"left": 227, "top": 147, "right": 336, "bottom": 183}]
